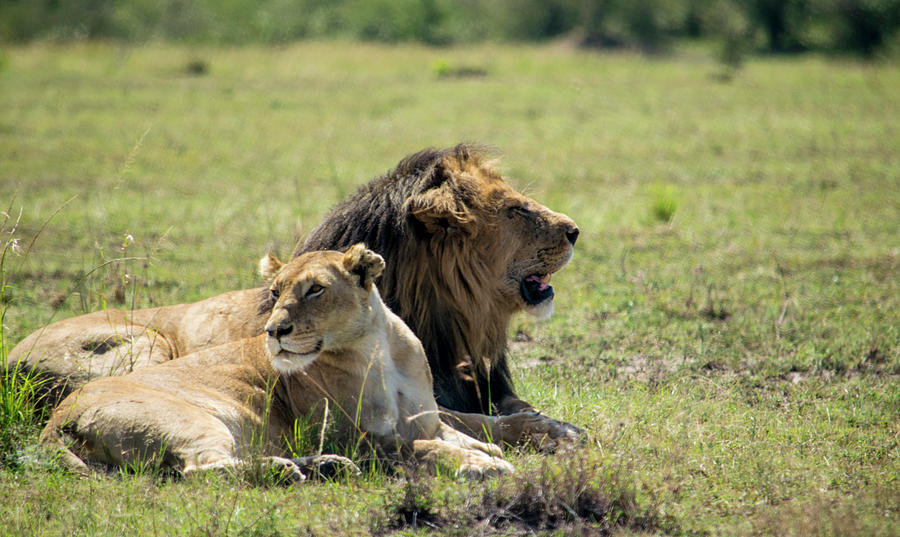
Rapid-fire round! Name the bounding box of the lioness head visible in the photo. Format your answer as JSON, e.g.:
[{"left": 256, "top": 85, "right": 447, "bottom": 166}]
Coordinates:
[
  {"left": 259, "top": 244, "right": 385, "bottom": 374},
  {"left": 405, "top": 148, "right": 579, "bottom": 320}
]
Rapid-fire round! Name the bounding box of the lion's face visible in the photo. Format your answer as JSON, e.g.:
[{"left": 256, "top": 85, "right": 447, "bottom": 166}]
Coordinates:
[
  {"left": 408, "top": 155, "right": 579, "bottom": 321},
  {"left": 491, "top": 183, "right": 578, "bottom": 320},
  {"left": 259, "top": 245, "right": 385, "bottom": 374}
]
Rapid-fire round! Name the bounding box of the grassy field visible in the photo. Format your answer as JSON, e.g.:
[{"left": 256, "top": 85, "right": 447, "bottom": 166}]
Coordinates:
[{"left": 1, "top": 41, "right": 899, "bottom": 536}]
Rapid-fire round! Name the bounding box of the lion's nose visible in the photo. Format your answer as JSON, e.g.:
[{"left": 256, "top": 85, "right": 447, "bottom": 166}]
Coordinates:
[
  {"left": 565, "top": 227, "right": 580, "bottom": 246},
  {"left": 266, "top": 324, "right": 293, "bottom": 339}
]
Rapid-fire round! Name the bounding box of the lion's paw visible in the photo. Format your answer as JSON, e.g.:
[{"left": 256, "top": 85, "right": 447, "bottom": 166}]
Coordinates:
[
  {"left": 265, "top": 456, "right": 308, "bottom": 483},
  {"left": 497, "top": 412, "right": 587, "bottom": 453},
  {"left": 291, "top": 454, "right": 361, "bottom": 480},
  {"left": 456, "top": 452, "right": 515, "bottom": 480}
]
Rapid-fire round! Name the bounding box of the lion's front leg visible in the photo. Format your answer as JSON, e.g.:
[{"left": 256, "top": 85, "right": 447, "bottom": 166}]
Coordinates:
[
  {"left": 496, "top": 394, "right": 586, "bottom": 451},
  {"left": 440, "top": 405, "right": 585, "bottom": 453},
  {"left": 185, "top": 456, "right": 307, "bottom": 483},
  {"left": 494, "top": 411, "right": 585, "bottom": 452}
]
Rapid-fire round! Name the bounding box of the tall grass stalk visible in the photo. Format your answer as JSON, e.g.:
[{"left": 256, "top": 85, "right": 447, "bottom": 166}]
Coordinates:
[{"left": 1, "top": 197, "right": 48, "bottom": 460}]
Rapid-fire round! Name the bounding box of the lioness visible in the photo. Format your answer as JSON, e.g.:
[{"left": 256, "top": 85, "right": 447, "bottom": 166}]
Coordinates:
[
  {"left": 40, "top": 245, "right": 513, "bottom": 479},
  {"left": 13, "top": 144, "right": 581, "bottom": 450}
]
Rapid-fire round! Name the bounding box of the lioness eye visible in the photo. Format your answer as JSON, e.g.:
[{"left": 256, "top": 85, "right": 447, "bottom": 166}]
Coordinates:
[
  {"left": 270, "top": 288, "right": 280, "bottom": 300},
  {"left": 306, "top": 284, "right": 324, "bottom": 297}
]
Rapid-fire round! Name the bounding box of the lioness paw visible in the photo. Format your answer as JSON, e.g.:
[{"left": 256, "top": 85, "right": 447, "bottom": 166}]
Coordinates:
[
  {"left": 434, "top": 423, "right": 504, "bottom": 458},
  {"left": 265, "top": 456, "right": 308, "bottom": 483},
  {"left": 456, "top": 453, "right": 515, "bottom": 480},
  {"left": 291, "top": 454, "right": 361, "bottom": 480}
]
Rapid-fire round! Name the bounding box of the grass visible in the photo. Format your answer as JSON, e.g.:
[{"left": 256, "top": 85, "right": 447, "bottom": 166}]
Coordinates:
[{"left": 1, "top": 41, "right": 899, "bottom": 535}]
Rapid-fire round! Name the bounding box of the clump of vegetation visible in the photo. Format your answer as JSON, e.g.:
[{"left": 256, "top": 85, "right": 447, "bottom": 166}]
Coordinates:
[
  {"left": 650, "top": 184, "right": 678, "bottom": 224},
  {"left": 0, "top": 358, "right": 46, "bottom": 468},
  {"left": 432, "top": 59, "right": 488, "bottom": 79},
  {"left": 374, "top": 456, "right": 674, "bottom": 536},
  {"left": 375, "top": 476, "right": 447, "bottom": 533},
  {"left": 473, "top": 456, "right": 674, "bottom": 535}
]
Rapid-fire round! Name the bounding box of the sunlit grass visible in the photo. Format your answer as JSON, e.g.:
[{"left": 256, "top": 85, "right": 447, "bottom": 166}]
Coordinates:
[{"left": 1, "top": 42, "right": 898, "bottom": 535}]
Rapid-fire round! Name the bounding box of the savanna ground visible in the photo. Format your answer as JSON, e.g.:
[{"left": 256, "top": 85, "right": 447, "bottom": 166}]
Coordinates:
[{"left": 1, "top": 42, "right": 898, "bottom": 536}]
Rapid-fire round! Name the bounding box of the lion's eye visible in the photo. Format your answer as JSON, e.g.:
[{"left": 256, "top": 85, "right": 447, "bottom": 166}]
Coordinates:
[
  {"left": 508, "top": 206, "right": 532, "bottom": 218},
  {"left": 306, "top": 284, "right": 324, "bottom": 298},
  {"left": 270, "top": 288, "right": 280, "bottom": 300}
]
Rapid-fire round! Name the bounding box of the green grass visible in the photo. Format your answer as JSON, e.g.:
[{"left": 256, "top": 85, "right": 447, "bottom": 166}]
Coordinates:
[{"left": 1, "top": 41, "right": 899, "bottom": 535}]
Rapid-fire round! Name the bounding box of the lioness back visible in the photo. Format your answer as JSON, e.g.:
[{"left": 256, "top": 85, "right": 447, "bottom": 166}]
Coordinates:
[{"left": 10, "top": 288, "right": 268, "bottom": 405}]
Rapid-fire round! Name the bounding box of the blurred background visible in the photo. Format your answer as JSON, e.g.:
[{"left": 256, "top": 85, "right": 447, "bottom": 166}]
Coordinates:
[{"left": 2, "top": 0, "right": 899, "bottom": 58}]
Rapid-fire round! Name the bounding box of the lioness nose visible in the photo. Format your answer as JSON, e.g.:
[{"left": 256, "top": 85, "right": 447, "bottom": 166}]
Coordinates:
[
  {"left": 266, "top": 325, "right": 293, "bottom": 339},
  {"left": 566, "top": 227, "right": 580, "bottom": 245}
]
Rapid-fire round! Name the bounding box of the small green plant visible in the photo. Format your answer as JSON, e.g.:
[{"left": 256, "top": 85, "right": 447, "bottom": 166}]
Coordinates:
[
  {"left": 650, "top": 184, "right": 678, "bottom": 224},
  {"left": 432, "top": 58, "right": 451, "bottom": 78},
  {"left": 433, "top": 58, "right": 488, "bottom": 79},
  {"left": 116, "top": 444, "right": 173, "bottom": 481},
  {"left": 374, "top": 475, "right": 446, "bottom": 533}
]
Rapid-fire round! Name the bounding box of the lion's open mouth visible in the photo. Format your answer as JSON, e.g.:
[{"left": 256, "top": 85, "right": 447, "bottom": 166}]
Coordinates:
[{"left": 521, "top": 274, "right": 554, "bottom": 306}]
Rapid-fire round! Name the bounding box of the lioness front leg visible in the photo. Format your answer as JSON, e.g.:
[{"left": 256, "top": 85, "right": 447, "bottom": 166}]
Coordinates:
[
  {"left": 185, "top": 456, "right": 307, "bottom": 483},
  {"left": 290, "top": 454, "right": 360, "bottom": 479},
  {"left": 413, "top": 427, "right": 513, "bottom": 480}
]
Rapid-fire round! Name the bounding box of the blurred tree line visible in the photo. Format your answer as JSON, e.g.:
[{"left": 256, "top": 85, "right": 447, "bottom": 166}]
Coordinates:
[{"left": 1, "top": 0, "right": 898, "bottom": 57}]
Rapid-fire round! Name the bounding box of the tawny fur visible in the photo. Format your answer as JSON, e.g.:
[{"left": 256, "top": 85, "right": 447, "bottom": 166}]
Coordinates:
[
  {"left": 12, "top": 144, "right": 582, "bottom": 449},
  {"left": 296, "top": 146, "right": 580, "bottom": 422},
  {"left": 40, "top": 247, "right": 512, "bottom": 480}
]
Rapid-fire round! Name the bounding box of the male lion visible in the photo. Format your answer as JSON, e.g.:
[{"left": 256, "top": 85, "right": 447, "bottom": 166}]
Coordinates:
[
  {"left": 295, "top": 145, "right": 582, "bottom": 448},
  {"left": 12, "top": 144, "right": 581, "bottom": 449},
  {"left": 41, "top": 245, "right": 513, "bottom": 480}
]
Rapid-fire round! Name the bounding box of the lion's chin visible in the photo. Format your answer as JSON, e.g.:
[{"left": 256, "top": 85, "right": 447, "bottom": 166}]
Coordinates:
[
  {"left": 519, "top": 273, "right": 555, "bottom": 320},
  {"left": 272, "top": 352, "right": 319, "bottom": 374},
  {"left": 267, "top": 337, "right": 322, "bottom": 374},
  {"left": 524, "top": 298, "right": 554, "bottom": 321}
]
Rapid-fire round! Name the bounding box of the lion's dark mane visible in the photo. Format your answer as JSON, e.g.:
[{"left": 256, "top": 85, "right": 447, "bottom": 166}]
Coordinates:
[{"left": 292, "top": 144, "right": 515, "bottom": 414}]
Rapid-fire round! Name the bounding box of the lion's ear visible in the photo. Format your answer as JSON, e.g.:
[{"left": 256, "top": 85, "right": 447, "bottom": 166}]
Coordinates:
[
  {"left": 407, "top": 184, "right": 472, "bottom": 235},
  {"left": 259, "top": 253, "right": 285, "bottom": 283},
  {"left": 342, "top": 243, "right": 385, "bottom": 290}
]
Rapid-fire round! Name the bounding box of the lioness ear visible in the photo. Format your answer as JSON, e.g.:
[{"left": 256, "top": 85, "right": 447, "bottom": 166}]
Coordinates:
[
  {"left": 342, "top": 243, "right": 385, "bottom": 290},
  {"left": 258, "top": 253, "right": 285, "bottom": 283},
  {"left": 407, "top": 184, "right": 472, "bottom": 235}
]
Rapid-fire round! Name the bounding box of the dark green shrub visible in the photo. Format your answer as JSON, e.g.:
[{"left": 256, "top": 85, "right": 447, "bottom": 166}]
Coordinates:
[
  {"left": 746, "top": 0, "right": 810, "bottom": 52},
  {"left": 828, "top": 0, "right": 900, "bottom": 57},
  {"left": 0, "top": 0, "right": 897, "bottom": 56}
]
